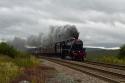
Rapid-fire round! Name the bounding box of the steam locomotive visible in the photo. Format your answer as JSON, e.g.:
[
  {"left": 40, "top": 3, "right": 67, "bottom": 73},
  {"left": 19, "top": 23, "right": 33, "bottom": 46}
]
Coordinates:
[
  {"left": 28, "top": 37, "right": 86, "bottom": 61},
  {"left": 55, "top": 37, "right": 86, "bottom": 61}
]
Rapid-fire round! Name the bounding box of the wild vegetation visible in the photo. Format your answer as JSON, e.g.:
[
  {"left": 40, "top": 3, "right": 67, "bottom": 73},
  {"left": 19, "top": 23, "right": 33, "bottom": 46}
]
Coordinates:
[
  {"left": 86, "top": 44, "right": 125, "bottom": 65},
  {"left": 0, "top": 42, "right": 18, "bottom": 58},
  {"left": 119, "top": 44, "right": 125, "bottom": 59},
  {"left": 97, "top": 55, "right": 125, "bottom": 65},
  {"left": 0, "top": 42, "right": 40, "bottom": 83},
  {"left": 0, "top": 40, "right": 79, "bottom": 83}
]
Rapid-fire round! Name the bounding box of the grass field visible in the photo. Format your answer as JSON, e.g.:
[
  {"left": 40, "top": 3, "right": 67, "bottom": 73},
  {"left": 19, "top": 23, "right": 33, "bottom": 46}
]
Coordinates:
[{"left": 86, "top": 50, "right": 125, "bottom": 65}]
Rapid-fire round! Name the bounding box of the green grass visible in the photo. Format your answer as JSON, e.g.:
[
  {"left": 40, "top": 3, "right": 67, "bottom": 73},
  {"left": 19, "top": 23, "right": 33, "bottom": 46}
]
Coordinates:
[
  {"left": 86, "top": 50, "right": 119, "bottom": 61},
  {"left": 86, "top": 49, "right": 125, "bottom": 65},
  {"left": 97, "top": 55, "right": 125, "bottom": 65},
  {"left": 0, "top": 54, "right": 40, "bottom": 83},
  {"left": 86, "top": 54, "right": 125, "bottom": 65}
]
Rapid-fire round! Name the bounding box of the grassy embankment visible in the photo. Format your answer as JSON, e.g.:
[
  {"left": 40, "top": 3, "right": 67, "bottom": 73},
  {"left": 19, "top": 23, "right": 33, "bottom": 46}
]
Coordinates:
[
  {"left": 0, "top": 42, "right": 79, "bottom": 83},
  {"left": 0, "top": 54, "right": 40, "bottom": 83},
  {"left": 0, "top": 42, "right": 40, "bottom": 83},
  {"left": 86, "top": 50, "right": 125, "bottom": 65}
]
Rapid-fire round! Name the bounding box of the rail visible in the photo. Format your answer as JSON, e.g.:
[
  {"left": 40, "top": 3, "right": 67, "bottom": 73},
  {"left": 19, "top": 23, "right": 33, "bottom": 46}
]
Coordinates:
[{"left": 41, "top": 56, "right": 125, "bottom": 83}]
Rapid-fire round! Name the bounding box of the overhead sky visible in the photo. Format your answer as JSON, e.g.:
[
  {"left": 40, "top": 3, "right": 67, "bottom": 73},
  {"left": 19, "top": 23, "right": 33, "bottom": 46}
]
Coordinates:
[{"left": 0, "top": 0, "right": 125, "bottom": 48}]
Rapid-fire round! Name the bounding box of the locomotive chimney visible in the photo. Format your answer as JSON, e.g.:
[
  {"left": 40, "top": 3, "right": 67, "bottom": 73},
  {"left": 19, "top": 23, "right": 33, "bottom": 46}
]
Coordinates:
[{"left": 73, "top": 32, "right": 79, "bottom": 39}]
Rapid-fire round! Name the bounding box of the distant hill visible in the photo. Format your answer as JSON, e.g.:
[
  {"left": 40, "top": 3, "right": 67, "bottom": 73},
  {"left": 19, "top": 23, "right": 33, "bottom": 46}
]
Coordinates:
[
  {"left": 86, "top": 48, "right": 103, "bottom": 52},
  {"left": 86, "top": 47, "right": 119, "bottom": 57}
]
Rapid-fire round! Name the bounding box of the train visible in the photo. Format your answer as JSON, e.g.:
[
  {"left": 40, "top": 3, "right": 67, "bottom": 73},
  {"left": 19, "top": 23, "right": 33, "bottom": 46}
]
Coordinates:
[
  {"left": 28, "top": 37, "right": 86, "bottom": 61},
  {"left": 55, "top": 37, "right": 86, "bottom": 61}
]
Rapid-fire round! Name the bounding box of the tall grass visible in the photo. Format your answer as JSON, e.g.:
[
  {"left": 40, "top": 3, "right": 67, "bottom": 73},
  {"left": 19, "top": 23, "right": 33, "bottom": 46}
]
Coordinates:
[
  {"left": 13, "top": 56, "right": 40, "bottom": 68},
  {"left": 0, "top": 42, "right": 41, "bottom": 83},
  {"left": 0, "top": 62, "right": 20, "bottom": 83},
  {"left": 97, "top": 55, "right": 125, "bottom": 65},
  {"left": 86, "top": 51, "right": 125, "bottom": 65},
  {"left": 0, "top": 55, "right": 12, "bottom": 63},
  {"left": 0, "top": 54, "right": 40, "bottom": 83}
]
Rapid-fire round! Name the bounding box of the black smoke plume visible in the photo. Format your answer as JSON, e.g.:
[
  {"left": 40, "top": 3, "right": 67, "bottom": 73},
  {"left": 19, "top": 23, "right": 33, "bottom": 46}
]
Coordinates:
[
  {"left": 8, "top": 25, "right": 79, "bottom": 50},
  {"left": 41, "top": 25, "right": 79, "bottom": 47}
]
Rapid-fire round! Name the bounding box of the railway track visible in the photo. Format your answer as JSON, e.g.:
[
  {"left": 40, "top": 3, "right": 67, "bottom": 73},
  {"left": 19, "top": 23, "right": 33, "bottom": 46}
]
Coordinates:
[
  {"left": 85, "top": 61, "right": 125, "bottom": 70},
  {"left": 41, "top": 56, "right": 125, "bottom": 83}
]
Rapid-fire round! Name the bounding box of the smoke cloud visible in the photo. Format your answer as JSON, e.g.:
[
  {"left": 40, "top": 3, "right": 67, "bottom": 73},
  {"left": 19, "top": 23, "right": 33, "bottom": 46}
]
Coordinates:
[
  {"left": 7, "top": 25, "right": 79, "bottom": 50},
  {"left": 41, "top": 25, "right": 79, "bottom": 48},
  {"left": 7, "top": 37, "right": 26, "bottom": 51}
]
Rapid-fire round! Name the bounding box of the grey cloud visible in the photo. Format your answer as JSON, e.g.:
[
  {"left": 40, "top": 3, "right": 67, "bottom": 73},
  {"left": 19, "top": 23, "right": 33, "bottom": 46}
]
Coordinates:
[
  {"left": 0, "top": 0, "right": 125, "bottom": 48},
  {"left": 52, "top": 0, "right": 125, "bottom": 13}
]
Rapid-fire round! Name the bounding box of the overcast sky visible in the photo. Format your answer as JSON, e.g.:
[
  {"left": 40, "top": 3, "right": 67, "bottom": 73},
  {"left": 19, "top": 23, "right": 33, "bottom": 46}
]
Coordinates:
[{"left": 0, "top": 0, "right": 125, "bottom": 48}]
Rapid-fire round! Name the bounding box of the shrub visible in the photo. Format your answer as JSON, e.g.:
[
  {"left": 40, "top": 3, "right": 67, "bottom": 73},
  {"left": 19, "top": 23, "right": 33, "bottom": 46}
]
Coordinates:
[
  {"left": 119, "top": 44, "right": 125, "bottom": 59},
  {"left": 0, "top": 42, "right": 18, "bottom": 58}
]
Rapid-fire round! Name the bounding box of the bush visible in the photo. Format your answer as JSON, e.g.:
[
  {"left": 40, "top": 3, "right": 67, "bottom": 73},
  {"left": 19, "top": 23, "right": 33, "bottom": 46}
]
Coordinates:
[
  {"left": 119, "top": 44, "right": 125, "bottom": 59},
  {"left": 0, "top": 42, "right": 18, "bottom": 58}
]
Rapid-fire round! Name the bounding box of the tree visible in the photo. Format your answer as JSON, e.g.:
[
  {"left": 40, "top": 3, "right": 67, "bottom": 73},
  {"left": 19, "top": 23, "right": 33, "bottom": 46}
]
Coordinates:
[
  {"left": 119, "top": 44, "right": 125, "bottom": 59},
  {"left": 0, "top": 42, "right": 18, "bottom": 58}
]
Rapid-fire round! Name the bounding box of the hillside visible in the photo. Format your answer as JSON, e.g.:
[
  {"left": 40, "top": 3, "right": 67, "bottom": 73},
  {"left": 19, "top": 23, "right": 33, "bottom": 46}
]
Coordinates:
[
  {"left": 86, "top": 48, "right": 119, "bottom": 60},
  {"left": 87, "top": 49, "right": 119, "bottom": 56}
]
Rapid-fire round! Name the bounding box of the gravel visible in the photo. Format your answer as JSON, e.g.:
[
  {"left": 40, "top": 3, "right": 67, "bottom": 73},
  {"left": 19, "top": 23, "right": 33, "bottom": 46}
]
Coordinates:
[
  {"left": 47, "top": 73, "right": 80, "bottom": 83},
  {"left": 42, "top": 59, "right": 109, "bottom": 83}
]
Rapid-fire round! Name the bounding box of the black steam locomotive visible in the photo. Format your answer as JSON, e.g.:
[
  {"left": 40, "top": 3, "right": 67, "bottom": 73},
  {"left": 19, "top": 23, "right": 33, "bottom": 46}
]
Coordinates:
[
  {"left": 28, "top": 38, "right": 86, "bottom": 61},
  {"left": 28, "top": 35, "right": 86, "bottom": 61},
  {"left": 55, "top": 37, "right": 86, "bottom": 61}
]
